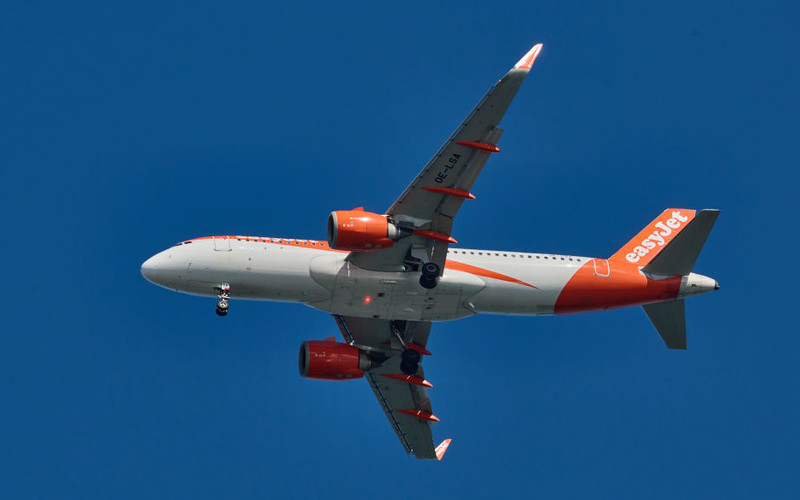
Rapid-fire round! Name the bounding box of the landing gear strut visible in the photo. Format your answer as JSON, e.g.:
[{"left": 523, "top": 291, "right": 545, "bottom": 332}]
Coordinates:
[
  {"left": 215, "top": 283, "right": 231, "bottom": 316},
  {"left": 390, "top": 320, "right": 424, "bottom": 375},
  {"left": 419, "top": 262, "right": 440, "bottom": 289}
]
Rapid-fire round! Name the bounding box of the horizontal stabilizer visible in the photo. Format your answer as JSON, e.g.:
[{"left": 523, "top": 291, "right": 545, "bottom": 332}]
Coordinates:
[
  {"left": 643, "top": 299, "right": 686, "bottom": 349},
  {"left": 643, "top": 209, "right": 720, "bottom": 277}
]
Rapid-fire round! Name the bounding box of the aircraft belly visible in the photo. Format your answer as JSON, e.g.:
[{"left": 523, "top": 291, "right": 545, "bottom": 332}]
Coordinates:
[
  {"left": 175, "top": 242, "right": 587, "bottom": 317},
  {"left": 308, "top": 258, "right": 485, "bottom": 321}
]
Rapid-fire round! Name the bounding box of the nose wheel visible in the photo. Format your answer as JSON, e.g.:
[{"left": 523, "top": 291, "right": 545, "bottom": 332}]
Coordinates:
[
  {"left": 419, "top": 262, "right": 440, "bottom": 289},
  {"left": 215, "top": 283, "right": 231, "bottom": 316}
]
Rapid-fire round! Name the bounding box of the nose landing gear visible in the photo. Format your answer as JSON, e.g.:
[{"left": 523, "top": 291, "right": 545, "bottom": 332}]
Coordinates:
[{"left": 215, "top": 283, "right": 231, "bottom": 316}]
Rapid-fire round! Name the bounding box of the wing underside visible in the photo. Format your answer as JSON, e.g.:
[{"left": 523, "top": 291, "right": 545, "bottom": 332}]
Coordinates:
[
  {"left": 350, "top": 44, "right": 542, "bottom": 273},
  {"left": 334, "top": 315, "right": 442, "bottom": 459}
]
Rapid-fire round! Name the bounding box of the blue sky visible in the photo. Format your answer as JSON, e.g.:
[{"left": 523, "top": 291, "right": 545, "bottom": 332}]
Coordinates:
[{"left": 2, "top": 1, "right": 798, "bottom": 498}]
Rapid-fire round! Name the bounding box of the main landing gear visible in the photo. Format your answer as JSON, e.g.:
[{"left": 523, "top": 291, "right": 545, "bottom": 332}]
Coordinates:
[
  {"left": 419, "top": 262, "right": 440, "bottom": 290},
  {"left": 400, "top": 348, "right": 422, "bottom": 376},
  {"left": 390, "top": 320, "right": 424, "bottom": 376},
  {"left": 215, "top": 283, "right": 231, "bottom": 316}
]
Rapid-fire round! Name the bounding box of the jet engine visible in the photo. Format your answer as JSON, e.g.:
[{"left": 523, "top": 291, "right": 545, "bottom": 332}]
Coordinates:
[
  {"left": 298, "top": 339, "right": 373, "bottom": 380},
  {"left": 327, "top": 209, "right": 402, "bottom": 252}
]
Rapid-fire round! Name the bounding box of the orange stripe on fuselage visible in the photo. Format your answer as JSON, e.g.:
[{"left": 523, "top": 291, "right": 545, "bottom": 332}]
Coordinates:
[
  {"left": 445, "top": 260, "right": 537, "bottom": 289},
  {"left": 554, "top": 259, "right": 680, "bottom": 314}
]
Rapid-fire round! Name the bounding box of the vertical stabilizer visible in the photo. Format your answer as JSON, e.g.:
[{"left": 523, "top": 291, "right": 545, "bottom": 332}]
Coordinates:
[
  {"left": 642, "top": 210, "right": 720, "bottom": 277},
  {"left": 642, "top": 299, "right": 686, "bottom": 349},
  {"left": 610, "top": 209, "right": 697, "bottom": 267}
]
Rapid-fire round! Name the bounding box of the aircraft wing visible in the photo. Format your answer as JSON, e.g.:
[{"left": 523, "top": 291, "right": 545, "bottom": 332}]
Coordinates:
[
  {"left": 350, "top": 44, "right": 542, "bottom": 272},
  {"left": 333, "top": 315, "right": 450, "bottom": 460}
]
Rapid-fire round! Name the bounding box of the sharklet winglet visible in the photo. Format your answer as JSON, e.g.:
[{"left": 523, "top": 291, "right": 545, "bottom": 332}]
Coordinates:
[
  {"left": 513, "top": 43, "right": 543, "bottom": 70},
  {"left": 435, "top": 439, "right": 452, "bottom": 461}
]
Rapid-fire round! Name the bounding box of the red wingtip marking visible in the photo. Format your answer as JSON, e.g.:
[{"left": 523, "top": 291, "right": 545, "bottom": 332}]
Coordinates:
[
  {"left": 514, "top": 43, "right": 543, "bottom": 70},
  {"left": 398, "top": 409, "right": 440, "bottom": 422}
]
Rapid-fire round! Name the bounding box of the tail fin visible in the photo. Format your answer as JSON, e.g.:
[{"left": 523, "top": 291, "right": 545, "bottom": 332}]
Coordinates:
[
  {"left": 612, "top": 208, "right": 720, "bottom": 349},
  {"left": 610, "top": 209, "right": 719, "bottom": 275},
  {"left": 642, "top": 210, "right": 720, "bottom": 276}
]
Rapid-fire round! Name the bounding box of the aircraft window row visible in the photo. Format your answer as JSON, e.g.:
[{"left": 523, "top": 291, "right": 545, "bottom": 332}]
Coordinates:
[
  {"left": 448, "top": 248, "right": 581, "bottom": 262},
  {"left": 234, "top": 237, "right": 326, "bottom": 247}
]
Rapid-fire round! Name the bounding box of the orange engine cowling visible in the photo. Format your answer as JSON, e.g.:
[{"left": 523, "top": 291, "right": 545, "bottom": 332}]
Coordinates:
[
  {"left": 298, "top": 340, "right": 372, "bottom": 381},
  {"left": 327, "top": 210, "right": 401, "bottom": 252}
]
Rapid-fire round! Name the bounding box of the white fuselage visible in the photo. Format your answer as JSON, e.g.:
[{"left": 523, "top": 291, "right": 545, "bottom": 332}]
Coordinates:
[{"left": 141, "top": 236, "right": 592, "bottom": 321}]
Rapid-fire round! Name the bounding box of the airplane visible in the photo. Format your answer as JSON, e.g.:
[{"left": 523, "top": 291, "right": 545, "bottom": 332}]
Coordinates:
[{"left": 141, "top": 44, "right": 720, "bottom": 460}]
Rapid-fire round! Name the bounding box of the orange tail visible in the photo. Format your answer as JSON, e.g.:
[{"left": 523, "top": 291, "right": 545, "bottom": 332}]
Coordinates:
[{"left": 609, "top": 209, "right": 697, "bottom": 267}]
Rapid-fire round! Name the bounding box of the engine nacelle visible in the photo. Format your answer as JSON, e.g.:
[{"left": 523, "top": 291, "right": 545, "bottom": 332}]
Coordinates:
[
  {"left": 299, "top": 340, "right": 372, "bottom": 381},
  {"left": 327, "top": 209, "right": 401, "bottom": 252}
]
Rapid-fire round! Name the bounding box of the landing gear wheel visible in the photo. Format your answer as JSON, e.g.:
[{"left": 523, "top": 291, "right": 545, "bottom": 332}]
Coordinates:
[
  {"left": 419, "top": 262, "right": 441, "bottom": 289},
  {"left": 215, "top": 283, "right": 231, "bottom": 317},
  {"left": 402, "top": 348, "right": 422, "bottom": 365},
  {"left": 421, "top": 262, "right": 440, "bottom": 277},
  {"left": 400, "top": 360, "right": 418, "bottom": 376},
  {"left": 400, "top": 348, "right": 421, "bottom": 375},
  {"left": 419, "top": 276, "right": 436, "bottom": 289}
]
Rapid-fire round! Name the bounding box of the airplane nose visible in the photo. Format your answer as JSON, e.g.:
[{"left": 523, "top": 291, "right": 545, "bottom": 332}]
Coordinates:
[
  {"left": 141, "top": 250, "right": 184, "bottom": 289},
  {"left": 140, "top": 254, "right": 161, "bottom": 284}
]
